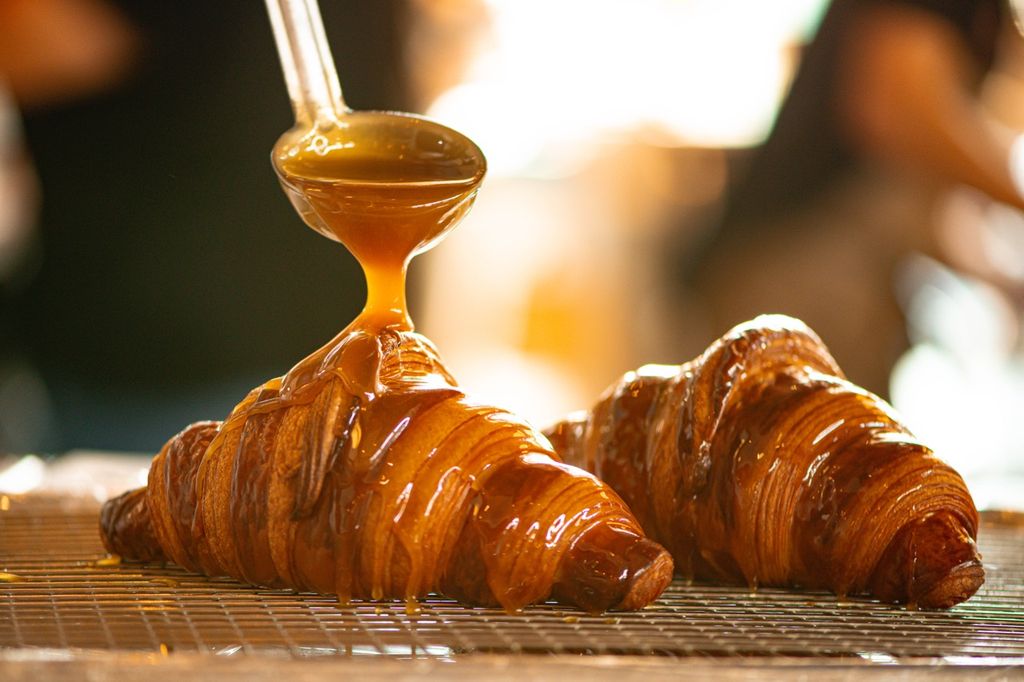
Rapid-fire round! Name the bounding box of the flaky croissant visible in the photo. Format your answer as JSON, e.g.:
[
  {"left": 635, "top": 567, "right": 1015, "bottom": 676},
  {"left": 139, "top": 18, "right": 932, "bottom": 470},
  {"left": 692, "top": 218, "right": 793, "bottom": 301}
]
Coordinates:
[
  {"left": 100, "top": 328, "right": 673, "bottom": 613},
  {"left": 545, "top": 315, "right": 983, "bottom": 609}
]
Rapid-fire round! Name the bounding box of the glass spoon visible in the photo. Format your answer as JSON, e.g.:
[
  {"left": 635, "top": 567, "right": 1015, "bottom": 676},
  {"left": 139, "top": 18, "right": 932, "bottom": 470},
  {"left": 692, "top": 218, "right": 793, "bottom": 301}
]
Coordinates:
[{"left": 263, "top": 0, "right": 486, "bottom": 331}]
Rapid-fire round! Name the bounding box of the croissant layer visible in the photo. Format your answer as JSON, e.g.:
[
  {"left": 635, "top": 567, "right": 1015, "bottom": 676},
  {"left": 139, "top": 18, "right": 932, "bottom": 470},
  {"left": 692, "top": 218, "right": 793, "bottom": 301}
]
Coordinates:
[{"left": 545, "top": 315, "right": 982, "bottom": 608}]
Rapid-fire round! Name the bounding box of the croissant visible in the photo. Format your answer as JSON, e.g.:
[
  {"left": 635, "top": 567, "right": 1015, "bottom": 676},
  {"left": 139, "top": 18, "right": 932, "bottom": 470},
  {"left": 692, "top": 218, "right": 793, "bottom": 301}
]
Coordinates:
[
  {"left": 545, "top": 315, "right": 983, "bottom": 609},
  {"left": 100, "top": 327, "right": 674, "bottom": 613}
]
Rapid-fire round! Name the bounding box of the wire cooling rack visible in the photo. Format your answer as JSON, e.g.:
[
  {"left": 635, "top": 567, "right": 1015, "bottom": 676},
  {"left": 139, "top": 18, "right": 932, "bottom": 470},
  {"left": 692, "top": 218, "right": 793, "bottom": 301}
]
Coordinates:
[{"left": 1, "top": 494, "right": 1023, "bottom": 662}]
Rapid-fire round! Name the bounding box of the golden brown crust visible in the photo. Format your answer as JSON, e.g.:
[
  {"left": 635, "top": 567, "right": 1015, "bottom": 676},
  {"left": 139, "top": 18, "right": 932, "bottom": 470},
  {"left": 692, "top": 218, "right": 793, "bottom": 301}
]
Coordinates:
[{"left": 546, "top": 315, "right": 983, "bottom": 608}]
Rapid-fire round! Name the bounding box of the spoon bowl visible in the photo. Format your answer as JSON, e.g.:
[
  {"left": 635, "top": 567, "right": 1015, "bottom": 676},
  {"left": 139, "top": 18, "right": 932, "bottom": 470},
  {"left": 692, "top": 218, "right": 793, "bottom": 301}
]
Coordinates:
[{"left": 272, "top": 110, "right": 486, "bottom": 264}]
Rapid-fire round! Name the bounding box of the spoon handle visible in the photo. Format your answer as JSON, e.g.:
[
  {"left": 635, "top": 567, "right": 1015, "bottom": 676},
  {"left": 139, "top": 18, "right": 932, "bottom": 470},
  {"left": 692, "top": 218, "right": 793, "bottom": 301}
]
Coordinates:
[{"left": 265, "top": 0, "right": 347, "bottom": 129}]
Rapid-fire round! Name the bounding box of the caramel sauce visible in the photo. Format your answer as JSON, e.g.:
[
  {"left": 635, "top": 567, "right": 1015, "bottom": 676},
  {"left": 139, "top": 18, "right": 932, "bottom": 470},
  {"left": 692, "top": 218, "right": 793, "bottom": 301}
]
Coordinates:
[
  {"left": 99, "top": 108, "right": 673, "bottom": 614},
  {"left": 202, "top": 112, "right": 485, "bottom": 438},
  {"left": 94, "top": 555, "right": 122, "bottom": 567},
  {"left": 104, "top": 110, "right": 667, "bottom": 614}
]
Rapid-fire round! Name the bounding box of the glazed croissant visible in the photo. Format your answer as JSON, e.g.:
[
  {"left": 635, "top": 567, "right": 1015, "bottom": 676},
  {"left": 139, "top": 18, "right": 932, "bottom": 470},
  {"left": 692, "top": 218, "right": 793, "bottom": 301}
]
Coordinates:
[
  {"left": 100, "top": 327, "right": 673, "bottom": 613},
  {"left": 545, "top": 315, "right": 983, "bottom": 609}
]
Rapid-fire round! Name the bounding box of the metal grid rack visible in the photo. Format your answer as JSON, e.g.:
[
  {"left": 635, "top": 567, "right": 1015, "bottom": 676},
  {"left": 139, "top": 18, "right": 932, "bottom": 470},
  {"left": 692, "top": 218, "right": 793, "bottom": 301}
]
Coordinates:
[{"left": 1, "top": 494, "right": 1023, "bottom": 661}]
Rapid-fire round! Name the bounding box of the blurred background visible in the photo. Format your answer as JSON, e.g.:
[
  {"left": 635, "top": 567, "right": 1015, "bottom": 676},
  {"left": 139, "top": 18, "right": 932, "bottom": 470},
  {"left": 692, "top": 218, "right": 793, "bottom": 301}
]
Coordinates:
[{"left": 2, "top": 0, "right": 1024, "bottom": 508}]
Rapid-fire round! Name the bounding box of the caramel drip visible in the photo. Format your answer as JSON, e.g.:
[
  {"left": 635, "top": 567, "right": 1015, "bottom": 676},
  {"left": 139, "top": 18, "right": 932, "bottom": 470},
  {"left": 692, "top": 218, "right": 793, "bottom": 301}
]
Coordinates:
[
  {"left": 547, "top": 315, "right": 983, "bottom": 609},
  {"left": 99, "top": 111, "right": 674, "bottom": 613}
]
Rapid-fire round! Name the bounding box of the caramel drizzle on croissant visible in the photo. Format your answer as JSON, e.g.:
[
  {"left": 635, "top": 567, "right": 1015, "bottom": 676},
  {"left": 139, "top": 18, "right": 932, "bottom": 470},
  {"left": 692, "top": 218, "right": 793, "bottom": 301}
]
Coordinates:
[
  {"left": 101, "top": 327, "right": 673, "bottom": 613},
  {"left": 545, "top": 315, "right": 983, "bottom": 609}
]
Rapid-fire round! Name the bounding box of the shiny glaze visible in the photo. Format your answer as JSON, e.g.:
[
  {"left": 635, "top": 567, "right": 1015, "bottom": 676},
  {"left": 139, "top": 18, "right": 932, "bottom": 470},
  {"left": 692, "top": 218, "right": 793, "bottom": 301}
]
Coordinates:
[
  {"left": 545, "top": 315, "right": 983, "bottom": 609},
  {"left": 100, "top": 112, "right": 673, "bottom": 612}
]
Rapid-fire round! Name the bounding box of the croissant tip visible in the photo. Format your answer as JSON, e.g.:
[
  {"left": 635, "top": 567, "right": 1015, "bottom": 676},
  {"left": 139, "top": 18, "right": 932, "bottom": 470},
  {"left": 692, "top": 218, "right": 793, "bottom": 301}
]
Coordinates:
[
  {"left": 554, "top": 529, "right": 675, "bottom": 613},
  {"left": 99, "top": 487, "right": 165, "bottom": 563},
  {"left": 868, "top": 512, "right": 984, "bottom": 609},
  {"left": 915, "top": 560, "right": 985, "bottom": 610},
  {"left": 613, "top": 542, "right": 675, "bottom": 612}
]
